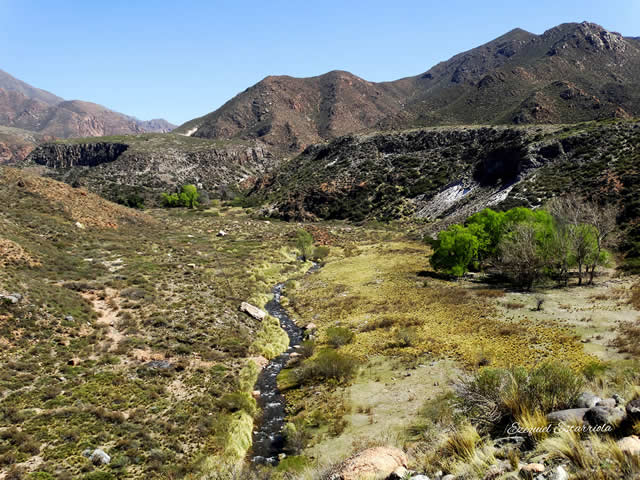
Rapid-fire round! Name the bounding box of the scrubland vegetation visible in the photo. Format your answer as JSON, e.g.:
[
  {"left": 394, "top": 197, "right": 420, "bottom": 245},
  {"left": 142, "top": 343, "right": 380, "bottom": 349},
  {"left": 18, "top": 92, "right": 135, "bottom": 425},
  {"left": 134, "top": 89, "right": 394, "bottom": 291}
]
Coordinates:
[{"left": 2, "top": 166, "right": 640, "bottom": 480}]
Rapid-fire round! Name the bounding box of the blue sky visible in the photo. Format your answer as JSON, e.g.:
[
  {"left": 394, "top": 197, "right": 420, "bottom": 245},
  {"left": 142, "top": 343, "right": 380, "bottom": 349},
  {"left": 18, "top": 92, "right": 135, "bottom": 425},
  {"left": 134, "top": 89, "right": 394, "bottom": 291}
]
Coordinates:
[{"left": 1, "top": 0, "right": 638, "bottom": 125}]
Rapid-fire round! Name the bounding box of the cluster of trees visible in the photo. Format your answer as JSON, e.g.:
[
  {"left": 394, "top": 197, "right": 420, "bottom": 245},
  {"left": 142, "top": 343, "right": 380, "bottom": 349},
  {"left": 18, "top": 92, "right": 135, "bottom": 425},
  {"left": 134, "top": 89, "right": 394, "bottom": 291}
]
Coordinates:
[
  {"left": 161, "top": 185, "right": 200, "bottom": 208},
  {"left": 430, "top": 196, "right": 618, "bottom": 289}
]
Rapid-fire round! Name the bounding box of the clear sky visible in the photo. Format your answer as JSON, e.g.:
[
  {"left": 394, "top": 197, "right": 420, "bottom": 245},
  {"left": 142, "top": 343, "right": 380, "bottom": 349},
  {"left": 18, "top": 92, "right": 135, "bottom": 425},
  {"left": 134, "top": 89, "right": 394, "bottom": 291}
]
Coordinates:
[{"left": 1, "top": 0, "right": 638, "bottom": 125}]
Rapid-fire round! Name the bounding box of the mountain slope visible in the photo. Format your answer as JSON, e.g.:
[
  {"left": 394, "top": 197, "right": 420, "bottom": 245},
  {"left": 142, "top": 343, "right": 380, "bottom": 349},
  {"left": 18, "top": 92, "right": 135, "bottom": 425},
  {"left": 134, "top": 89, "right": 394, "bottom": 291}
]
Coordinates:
[
  {"left": 0, "top": 126, "right": 52, "bottom": 165},
  {"left": 0, "top": 68, "right": 63, "bottom": 105},
  {"left": 176, "top": 22, "right": 640, "bottom": 153},
  {"left": 178, "top": 70, "right": 407, "bottom": 153},
  {"left": 0, "top": 70, "right": 176, "bottom": 139},
  {"left": 250, "top": 119, "right": 640, "bottom": 234},
  {"left": 22, "top": 133, "right": 274, "bottom": 204}
]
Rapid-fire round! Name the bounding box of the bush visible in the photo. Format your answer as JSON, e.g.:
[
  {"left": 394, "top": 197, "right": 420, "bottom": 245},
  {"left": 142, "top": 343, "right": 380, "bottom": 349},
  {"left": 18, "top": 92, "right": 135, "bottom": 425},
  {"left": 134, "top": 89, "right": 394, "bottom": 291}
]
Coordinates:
[
  {"left": 312, "top": 246, "right": 330, "bottom": 261},
  {"left": 325, "top": 327, "right": 354, "bottom": 347},
  {"left": 456, "top": 361, "right": 583, "bottom": 432},
  {"left": 295, "top": 349, "right": 359, "bottom": 383},
  {"left": 218, "top": 392, "right": 256, "bottom": 416},
  {"left": 296, "top": 229, "right": 314, "bottom": 261}
]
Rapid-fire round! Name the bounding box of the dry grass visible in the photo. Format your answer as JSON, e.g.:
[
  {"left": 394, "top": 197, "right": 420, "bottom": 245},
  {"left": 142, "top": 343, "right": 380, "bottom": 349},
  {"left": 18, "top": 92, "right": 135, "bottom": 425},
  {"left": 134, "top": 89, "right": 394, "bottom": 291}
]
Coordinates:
[
  {"left": 612, "top": 317, "right": 640, "bottom": 356},
  {"left": 290, "top": 241, "right": 593, "bottom": 369}
]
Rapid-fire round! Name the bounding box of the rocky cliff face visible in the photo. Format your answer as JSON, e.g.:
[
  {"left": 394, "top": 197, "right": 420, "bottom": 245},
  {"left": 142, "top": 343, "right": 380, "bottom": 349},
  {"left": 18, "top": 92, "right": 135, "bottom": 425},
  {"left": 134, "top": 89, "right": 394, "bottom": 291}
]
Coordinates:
[
  {"left": 0, "top": 126, "right": 51, "bottom": 165},
  {"left": 29, "top": 143, "right": 129, "bottom": 168},
  {"left": 22, "top": 134, "right": 275, "bottom": 204},
  {"left": 252, "top": 120, "right": 640, "bottom": 229}
]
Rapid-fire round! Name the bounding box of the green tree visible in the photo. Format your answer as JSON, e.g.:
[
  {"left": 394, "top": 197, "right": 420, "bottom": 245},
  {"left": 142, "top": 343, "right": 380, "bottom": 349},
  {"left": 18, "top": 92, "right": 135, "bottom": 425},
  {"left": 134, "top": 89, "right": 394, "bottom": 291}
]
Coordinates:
[
  {"left": 430, "top": 224, "right": 480, "bottom": 277},
  {"left": 466, "top": 208, "right": 506, "bottom": 262},
  {"left": 161, "top": 192, "right": 181, "bottom": 207},
  {"left": 179, "top": 184, "right": 200, "bottom": 209},
  {"left": 161, "top": 185, "right": 200, "bottom": 208},
  {"left": 296, "top": 229, "right": 314, "bottom": 261}
]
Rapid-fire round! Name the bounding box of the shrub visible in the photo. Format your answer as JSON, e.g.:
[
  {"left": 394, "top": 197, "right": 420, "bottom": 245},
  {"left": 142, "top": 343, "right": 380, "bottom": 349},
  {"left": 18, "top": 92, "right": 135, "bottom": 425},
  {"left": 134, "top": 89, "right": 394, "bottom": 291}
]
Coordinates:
[
  {"left": 325, "top": 326, "right": 354, "bottom": 347},
  {"left": 456, "top": 361, "right": 583, "bottom": 432},
  {"left": 295, "top": 349, "right": 359, "bottom": 383},
  {"left": 296, "top": 229, "right": 314, "bottom": 262},
  {"left": 614, "top": 318, "right": 640, "bottom": 356},
  {"left": 312, "top": 246, "right": 330, "bottom": 261},
  {"left": 218, "top": 392, "right": 256, "bottom": 416},
  {"left": 430, "top": 224, "right": 480, "bottom": 277}
]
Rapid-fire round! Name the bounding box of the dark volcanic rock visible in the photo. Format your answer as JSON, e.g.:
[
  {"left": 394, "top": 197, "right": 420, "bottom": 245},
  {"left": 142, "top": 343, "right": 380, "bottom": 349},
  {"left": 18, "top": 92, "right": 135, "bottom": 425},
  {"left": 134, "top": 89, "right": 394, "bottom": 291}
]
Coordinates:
[{"left": 29, "top": 143, "right": 128, "bottom": 168}]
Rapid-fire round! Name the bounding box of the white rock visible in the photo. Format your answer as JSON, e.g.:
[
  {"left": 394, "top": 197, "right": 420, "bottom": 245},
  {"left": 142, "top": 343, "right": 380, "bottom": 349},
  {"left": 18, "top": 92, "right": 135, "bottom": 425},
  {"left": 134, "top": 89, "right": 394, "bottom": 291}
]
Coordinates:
[{"left": 239, "top": 302, "right": 266, "bottom": 321}]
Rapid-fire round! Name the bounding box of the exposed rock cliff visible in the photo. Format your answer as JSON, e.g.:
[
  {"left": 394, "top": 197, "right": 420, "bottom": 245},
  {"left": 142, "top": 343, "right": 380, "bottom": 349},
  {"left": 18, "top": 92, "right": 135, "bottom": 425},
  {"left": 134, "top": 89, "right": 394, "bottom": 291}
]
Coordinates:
[
  {"left": 251, "top": 120, "right": 640, "bottom": 231},
  {"left": 29, "top": 143, "right": 129, "bottom": 168},
  {"left": 22, "top": 134, "right": 275, "bottom": 204}
]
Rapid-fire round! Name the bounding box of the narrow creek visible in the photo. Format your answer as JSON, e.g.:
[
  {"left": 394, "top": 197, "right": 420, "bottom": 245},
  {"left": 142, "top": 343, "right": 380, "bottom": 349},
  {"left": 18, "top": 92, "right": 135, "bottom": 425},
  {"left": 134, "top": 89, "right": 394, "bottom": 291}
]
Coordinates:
[{"left": 250, "top": 263, "right": 320, "bottom": 465}]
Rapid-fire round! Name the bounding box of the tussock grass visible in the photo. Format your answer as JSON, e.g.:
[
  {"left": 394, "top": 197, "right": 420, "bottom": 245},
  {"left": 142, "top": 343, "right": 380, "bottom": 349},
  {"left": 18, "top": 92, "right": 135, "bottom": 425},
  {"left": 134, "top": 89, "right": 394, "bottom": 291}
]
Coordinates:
[{"left": 249, "top": 314, "right": 290, "bottom": 359}]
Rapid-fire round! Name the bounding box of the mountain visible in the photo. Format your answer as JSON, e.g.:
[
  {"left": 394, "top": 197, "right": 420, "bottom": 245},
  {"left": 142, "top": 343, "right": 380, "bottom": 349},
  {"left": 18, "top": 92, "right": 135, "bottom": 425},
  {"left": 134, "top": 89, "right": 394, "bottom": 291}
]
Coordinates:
[
  {"left": 177, "top": 70, "right": 407, "bottom": 153},
  {"left": 0, "top": 126, "right": 52, "bottom": 165},
  {"left": 176, "top": 22, "right": 640, "bottom": 154},
  {"left": 0, "top": 69, "right": 176, "bottom": 143},
  {"left": 0, "top": 68, "right": 62, "bottom": 105}
]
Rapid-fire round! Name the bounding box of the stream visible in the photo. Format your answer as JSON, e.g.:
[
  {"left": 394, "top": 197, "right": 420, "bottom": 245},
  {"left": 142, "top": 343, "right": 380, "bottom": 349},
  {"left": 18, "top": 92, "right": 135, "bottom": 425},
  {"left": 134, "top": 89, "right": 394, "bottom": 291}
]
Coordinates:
[{"left": 250, "top": 263, "right": 320, "bottom": 465}]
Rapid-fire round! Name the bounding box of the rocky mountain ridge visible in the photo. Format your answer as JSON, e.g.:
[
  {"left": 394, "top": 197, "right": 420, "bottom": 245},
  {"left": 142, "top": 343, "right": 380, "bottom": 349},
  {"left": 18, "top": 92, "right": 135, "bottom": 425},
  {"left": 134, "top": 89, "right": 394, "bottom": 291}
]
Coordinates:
[{"left": 176, "top": 22, "right": 640, "bottom": 155}]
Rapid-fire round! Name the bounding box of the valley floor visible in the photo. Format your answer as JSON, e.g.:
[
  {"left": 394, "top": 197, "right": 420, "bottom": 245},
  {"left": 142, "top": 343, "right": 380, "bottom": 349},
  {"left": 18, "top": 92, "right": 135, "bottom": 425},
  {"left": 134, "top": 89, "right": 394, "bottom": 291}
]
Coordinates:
[{"left": 1, "top": 169, "right": 639, "bottom": 479}]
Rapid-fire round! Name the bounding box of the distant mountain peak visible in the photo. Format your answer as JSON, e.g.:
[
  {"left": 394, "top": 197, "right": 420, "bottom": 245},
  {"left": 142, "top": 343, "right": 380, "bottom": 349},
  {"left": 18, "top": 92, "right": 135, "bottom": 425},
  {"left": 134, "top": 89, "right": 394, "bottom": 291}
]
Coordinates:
[{"left": 0, "top": 70, "right": 175, "bottom": 138}]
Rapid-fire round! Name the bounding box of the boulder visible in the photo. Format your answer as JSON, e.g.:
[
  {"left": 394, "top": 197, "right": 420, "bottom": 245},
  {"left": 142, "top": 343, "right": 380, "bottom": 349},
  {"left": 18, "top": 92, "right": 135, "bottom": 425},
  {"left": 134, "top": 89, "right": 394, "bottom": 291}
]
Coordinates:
[
  {"left": 0, "top": 294, "right": 20, "bottom": 304},
  {"left": 305, "top": 322, "right": 318, "bottom": 330},
  {"left": 484, "top": 462, "right": 508, "bottom": 479},
  {"left": 493, "top": 436, "right": 526, "bottom": 448},
  {"left": 90, "top": 448, "right": 111, "bottom": 465},
  {"left": 145, "top": 360, "right": 173, "bottom": 370},
  {"left": 549, "top": 466, "right": 568, "bottom": 480},
  {"left": 388, "top": 466, "right": 411, "bottom": 479},
  {"left": 520, "top": 463, "right": 545, "bottom": 473},
  {"left": 251, "top": 390, "right": 261, "bottom": 399},
  {"left": 626, "top": 398, "right": 640, "bottom": 418},
  {"left": 576, "top": 392, "right": 601, "bottom": 409},
  {"left": 618, "top": 435, "right": 640, "bottom": 455},
  {"left": 239, "top": 302, "right": 267, "bottom": 321},
  {"left": 547, "top": 408, "right": 588, "bottom": 424},
  {"left": 585, "top": 406, "right": 626, "bottom": 427},
  {"left": 596, "top": 398, "right": 616, "bottom": 408},
  {"left": 330, "top": 446, "right": 408, "bottom": 480}
]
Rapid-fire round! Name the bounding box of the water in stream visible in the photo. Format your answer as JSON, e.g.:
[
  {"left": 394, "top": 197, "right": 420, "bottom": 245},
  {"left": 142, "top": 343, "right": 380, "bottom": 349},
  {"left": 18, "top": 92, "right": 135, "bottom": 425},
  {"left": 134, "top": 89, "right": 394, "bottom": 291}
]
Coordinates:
[{"left": 251, "top": 264, "right": 319, "bottom": 465}]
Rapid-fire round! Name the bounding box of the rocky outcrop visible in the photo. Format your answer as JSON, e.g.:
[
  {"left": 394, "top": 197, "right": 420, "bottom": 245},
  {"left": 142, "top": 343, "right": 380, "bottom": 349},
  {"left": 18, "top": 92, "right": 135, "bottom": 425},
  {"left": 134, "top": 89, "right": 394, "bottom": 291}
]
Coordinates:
[
  {"left": 252, "top": 119, "right": 640, "bottom": 230},
  {"left": 29, "top": 143, "right": 129, "bottom": 168},
  {"left": 329, "top": 446, "right": 409, "bottom": 480},
  {"left": 22, "top": 135, "right": 275, "bottom": 205}
]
